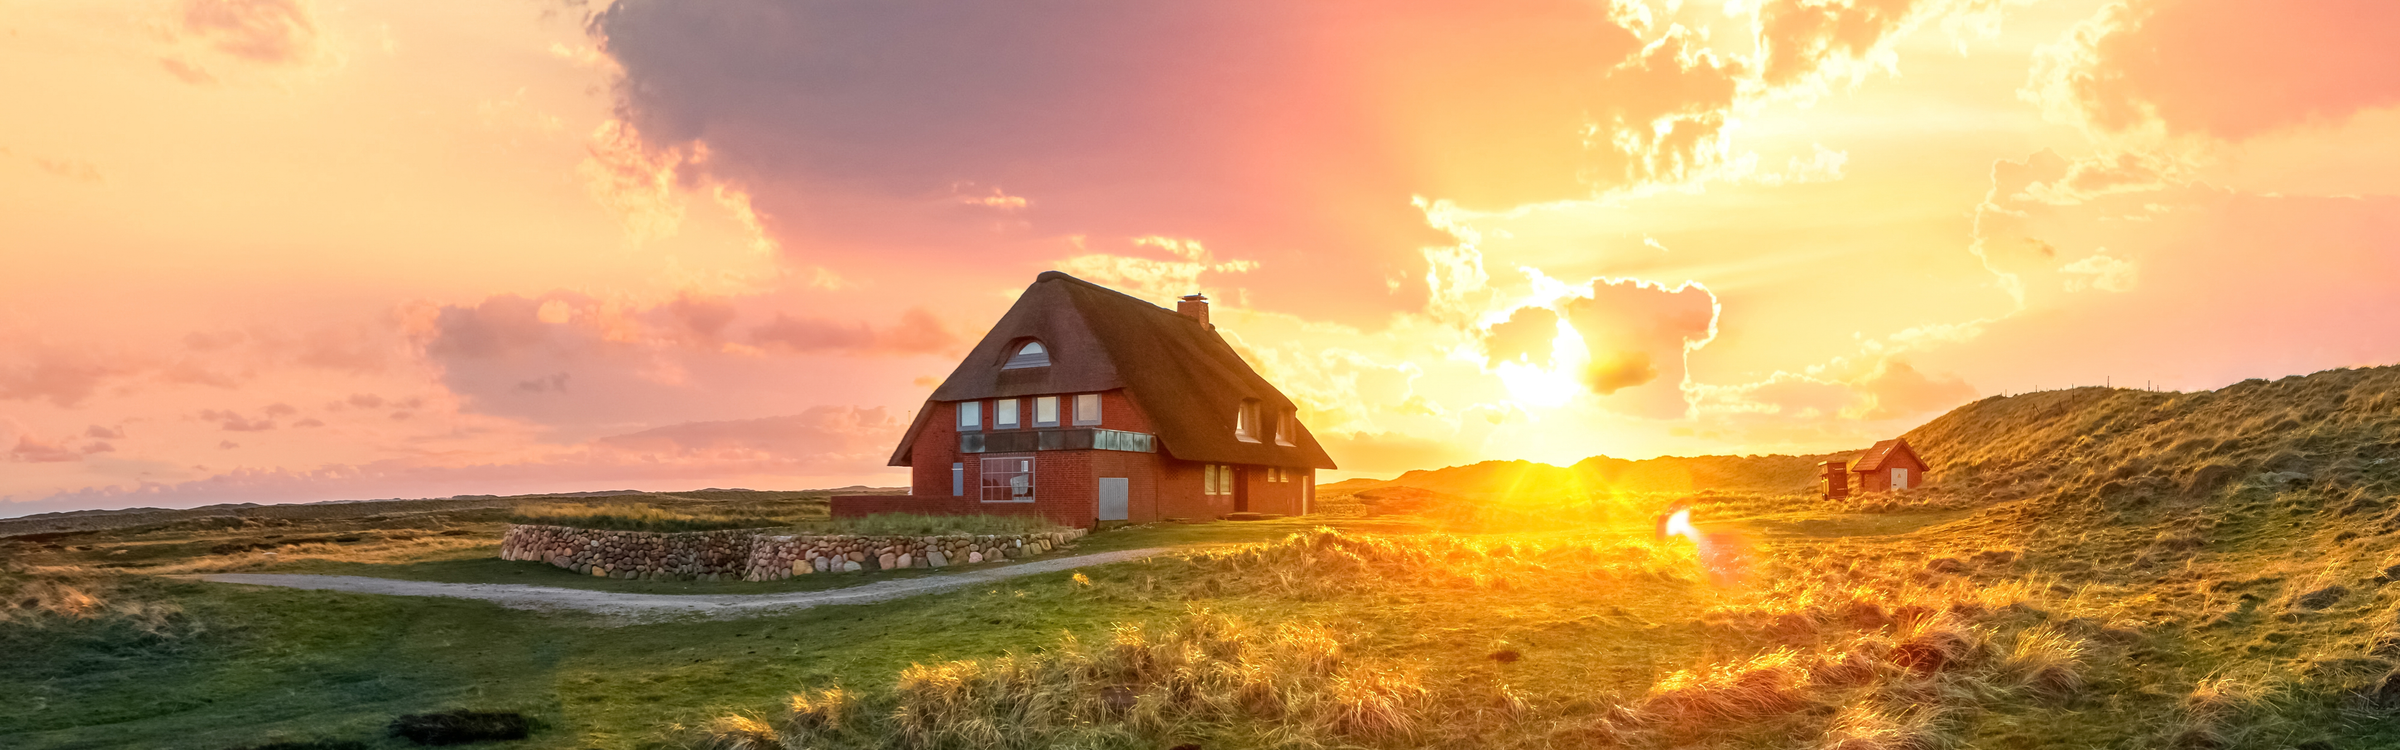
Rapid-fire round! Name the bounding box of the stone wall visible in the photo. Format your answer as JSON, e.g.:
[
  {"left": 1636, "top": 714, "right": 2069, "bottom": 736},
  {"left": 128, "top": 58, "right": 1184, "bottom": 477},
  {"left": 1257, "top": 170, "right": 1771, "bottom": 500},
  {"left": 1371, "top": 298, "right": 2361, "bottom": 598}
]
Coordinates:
[{"left": 499, "top": 524, "right": 1089, "bottom": 581}]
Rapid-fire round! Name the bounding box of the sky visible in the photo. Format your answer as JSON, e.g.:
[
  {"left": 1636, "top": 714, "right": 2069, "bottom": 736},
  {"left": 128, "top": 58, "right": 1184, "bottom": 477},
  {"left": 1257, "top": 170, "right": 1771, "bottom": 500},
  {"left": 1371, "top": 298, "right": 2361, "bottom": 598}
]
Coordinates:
[{"left": 4, "top": 0, "right": 2398, "bottom": 516}]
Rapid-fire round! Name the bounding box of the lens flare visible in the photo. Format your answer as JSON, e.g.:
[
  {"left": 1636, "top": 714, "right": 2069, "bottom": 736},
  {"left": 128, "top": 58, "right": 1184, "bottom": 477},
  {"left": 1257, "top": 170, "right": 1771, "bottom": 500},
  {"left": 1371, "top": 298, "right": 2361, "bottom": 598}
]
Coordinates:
[
  {"left": 1657, "top": 506, "right": 1749, "bottom": 585},
  {"left": 1663, "top": 508, "right": 1699, "bottom": 540}
]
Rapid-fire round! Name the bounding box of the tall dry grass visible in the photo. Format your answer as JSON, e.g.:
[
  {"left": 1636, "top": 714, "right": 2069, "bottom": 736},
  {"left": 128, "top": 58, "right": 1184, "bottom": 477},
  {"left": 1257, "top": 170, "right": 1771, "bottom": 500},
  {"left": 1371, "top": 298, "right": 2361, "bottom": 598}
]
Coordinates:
[
  {"left": 0, "top": 562, "right": 193, "bottom": 639},
  {"left": 1174, "top": 527, "right": 1701, "bottom": 598},
  {"left": 680, "top": 527, "right": 2125, "bottom": 749},
  {"left": 698, "top": 608, "right": 1427, "bottom": 750}
]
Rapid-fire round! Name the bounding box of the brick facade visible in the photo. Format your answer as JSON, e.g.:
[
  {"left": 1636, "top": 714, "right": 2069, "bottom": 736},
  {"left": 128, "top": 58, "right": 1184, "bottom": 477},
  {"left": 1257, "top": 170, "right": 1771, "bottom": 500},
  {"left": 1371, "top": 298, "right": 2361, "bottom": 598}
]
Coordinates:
[{"left": 837, "top": 389, "right": 1320, "bottom": 528}]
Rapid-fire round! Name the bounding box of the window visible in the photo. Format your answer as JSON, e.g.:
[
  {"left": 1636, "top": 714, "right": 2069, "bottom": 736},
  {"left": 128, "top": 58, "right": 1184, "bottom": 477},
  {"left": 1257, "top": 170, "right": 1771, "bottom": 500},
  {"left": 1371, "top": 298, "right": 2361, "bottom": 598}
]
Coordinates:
[
  {"left": 1074, "top": 393, "right": 1102, "bottom": 425},
  {"left": 1092, "top": 429, "right": 1153, "bottom": 453},
  {"left": 981, "top": 456, "right": 1035, "bottom": 502},
  {"left": 957, "top": 401, "right": 981, "bottom": 431},
  {"left": 1003, "top": 341, "right": 1050, "bottom": 369},
  {"left": 1034, "top": 396, "right": 1060, "bottom": 427},
  {"left": 1234, "top": 399, "right": 1261, "bottom": 442},
  {"left": 952, "top": 462, "right": 965, "bottom": 496},
  {"left": 995, "top": 398, "right": 1020, "bottom": 428},
  {"left": 1206, "top": 464, "right": 1238, "bottom": 495},
  {"left": 1274, "top": 411, "right": 1296, "bottom": 447}
]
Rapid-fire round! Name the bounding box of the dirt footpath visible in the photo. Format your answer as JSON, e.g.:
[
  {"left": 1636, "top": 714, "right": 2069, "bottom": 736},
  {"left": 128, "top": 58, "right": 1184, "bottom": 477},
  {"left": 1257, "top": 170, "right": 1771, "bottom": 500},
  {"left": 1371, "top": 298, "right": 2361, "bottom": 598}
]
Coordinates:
[{"left": 191, "top": 547, "right": 1173, "bottom": 623}]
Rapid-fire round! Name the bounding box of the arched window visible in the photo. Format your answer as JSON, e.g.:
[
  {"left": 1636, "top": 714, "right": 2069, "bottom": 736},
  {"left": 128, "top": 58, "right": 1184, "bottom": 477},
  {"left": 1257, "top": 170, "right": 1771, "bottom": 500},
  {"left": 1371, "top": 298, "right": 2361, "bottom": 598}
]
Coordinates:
[{"left": 1003, "top": 340, "right": 1050, "bottom": 369}]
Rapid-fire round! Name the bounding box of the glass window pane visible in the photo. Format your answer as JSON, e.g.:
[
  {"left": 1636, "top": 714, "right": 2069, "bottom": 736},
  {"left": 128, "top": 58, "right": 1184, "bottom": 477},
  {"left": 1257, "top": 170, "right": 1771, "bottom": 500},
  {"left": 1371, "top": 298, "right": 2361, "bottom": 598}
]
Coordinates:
[
  {"left": 981, "top": 456, "right": 1034, "bottom": 502},
  {"left": 996, "top": 399, "right": 1018, "bottom": 427},
  {"left": 958, "top": 401, "right": 980, "bottom": 429},
  {"left": 1036, "top": 396, "right": 1059, "bottom": 425},
  {"left": 1075, "top": 393, "right": 1101, "bottom": 425}
]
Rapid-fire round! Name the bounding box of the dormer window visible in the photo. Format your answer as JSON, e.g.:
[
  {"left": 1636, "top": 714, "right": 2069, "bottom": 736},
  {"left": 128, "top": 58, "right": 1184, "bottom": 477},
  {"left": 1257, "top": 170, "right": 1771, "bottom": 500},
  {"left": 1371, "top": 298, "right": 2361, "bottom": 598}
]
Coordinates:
[
  {"left": 1275, "top": 411, "right": 1296, "bottom": 447},
  {"left": 1003, "top": 341, "right": 1050, "bottom": 369},
  {"left": 1235, "top": 399, "right": 1261, "bottom": 443}
]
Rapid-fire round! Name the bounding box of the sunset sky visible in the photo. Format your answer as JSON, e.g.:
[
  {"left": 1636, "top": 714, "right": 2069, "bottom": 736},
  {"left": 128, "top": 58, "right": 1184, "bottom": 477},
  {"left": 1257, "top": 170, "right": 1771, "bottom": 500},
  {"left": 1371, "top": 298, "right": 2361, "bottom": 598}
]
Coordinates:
[{"left": 4, "top": 0, "right": 2397, "bottom": 516}]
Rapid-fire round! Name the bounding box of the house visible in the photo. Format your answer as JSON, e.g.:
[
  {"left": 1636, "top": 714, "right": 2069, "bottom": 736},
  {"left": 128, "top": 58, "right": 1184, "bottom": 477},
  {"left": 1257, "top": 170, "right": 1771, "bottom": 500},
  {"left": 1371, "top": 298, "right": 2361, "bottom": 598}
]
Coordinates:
[
  {"left": 831, "top": 271, "right": 1337, "bottom": 528},
  {"left": 1848, "top": 438, "right": 1928, "bottom": 494}
]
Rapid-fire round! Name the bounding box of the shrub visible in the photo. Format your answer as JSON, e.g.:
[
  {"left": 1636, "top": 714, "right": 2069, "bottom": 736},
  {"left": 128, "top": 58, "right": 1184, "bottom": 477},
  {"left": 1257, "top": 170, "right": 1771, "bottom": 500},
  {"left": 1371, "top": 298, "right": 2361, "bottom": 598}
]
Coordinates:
[{"left": 387, "top": 710, "right": 532, "bottom": 745}]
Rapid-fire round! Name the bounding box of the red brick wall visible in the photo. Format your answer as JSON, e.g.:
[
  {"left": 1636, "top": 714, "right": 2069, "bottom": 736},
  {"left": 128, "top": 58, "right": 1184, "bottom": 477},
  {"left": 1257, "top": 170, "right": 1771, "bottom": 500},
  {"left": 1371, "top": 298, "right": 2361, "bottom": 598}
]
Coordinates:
[
  {"left": 1154, "top": 458, "right": 1230, "bottom": 519},
  {"left": 1239, "top": 466, "right": 1305, "bottom": 515},
  {"left": 830, "top": 494, "right": 1052, "bottom": 520},
  {"left": 893, "top": 389, "right": 1325, "bottom": 526},
  {"left": 909, "top": 401, "right": 966, "bottom": 498},
  {"left": 1088, "top": 450, "right": 1162, "bottom": 522}
]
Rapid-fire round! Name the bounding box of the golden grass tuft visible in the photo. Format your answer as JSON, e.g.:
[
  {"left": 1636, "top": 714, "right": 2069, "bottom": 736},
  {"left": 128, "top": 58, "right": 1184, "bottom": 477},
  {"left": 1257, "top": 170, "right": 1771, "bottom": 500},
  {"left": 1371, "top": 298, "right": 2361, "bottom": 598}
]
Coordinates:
[
  {"left": 0, "top": 563, "right": 190, "bottom": 637},
  {"left": 1999, "top": 624, "right": 2086, "bottom": 699},
  {"left": 1640, "top": 647, "right": 1813, "bottom": 731},
  {"left": 1817, "top": 701, "right": 1951, "bottom": 750},
  {"left": 696, "top": 714, "right": 779, "bottom": 750}
]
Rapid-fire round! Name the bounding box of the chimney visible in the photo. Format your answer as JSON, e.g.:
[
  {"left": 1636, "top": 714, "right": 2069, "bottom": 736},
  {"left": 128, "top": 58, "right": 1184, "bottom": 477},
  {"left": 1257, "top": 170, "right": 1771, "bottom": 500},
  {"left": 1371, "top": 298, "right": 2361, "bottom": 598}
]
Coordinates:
[{"left": 1177, "top": 293, "right": 1211, "bottom": 328}]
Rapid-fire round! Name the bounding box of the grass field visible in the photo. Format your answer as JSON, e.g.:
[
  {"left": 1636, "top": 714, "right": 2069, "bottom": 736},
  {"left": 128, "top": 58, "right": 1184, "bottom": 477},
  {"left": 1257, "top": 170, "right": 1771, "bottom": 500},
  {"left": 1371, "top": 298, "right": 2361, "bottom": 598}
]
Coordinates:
[
  {"left": 11, "top": 497, "right": 2354, "bottom": 750},
  {"left": 10, "top": 367, "right": 2400, "bottom": 748}
]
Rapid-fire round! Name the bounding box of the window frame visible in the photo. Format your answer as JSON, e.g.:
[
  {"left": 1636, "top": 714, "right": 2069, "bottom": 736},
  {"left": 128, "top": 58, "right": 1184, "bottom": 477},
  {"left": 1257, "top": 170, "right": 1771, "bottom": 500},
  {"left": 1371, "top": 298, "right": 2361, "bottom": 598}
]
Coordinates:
[
  {"left": 1034, "top": 396, "right": 1060, "bottom": 427},
  {"left": 1274, "top": 411, "right": 1296, "bottom": 446},
  {"left": 957, "top": 400, "right": 981, "bottom": 431},
  {"left": 1002, "top": 340, "right": 1051, "bottom": 370},
  {"left": 994, "top": 398, "right": 1020, "bottom": 428},
  {"left": 1234, "top": 400, "right": 1261, "bottom": 443},
  {"left": 1073, "top": 393, "right": 1102, "bottom": 426},
  {"left": 980, "top": 455, "right": 1036, "bottom": 503}
]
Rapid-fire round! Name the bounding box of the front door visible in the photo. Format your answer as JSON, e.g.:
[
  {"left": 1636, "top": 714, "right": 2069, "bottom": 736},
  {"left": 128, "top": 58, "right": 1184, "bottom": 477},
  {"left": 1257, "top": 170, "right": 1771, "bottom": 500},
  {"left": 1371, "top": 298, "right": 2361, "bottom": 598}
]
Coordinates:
[
  {"left": 1233, "top": 467, "right": 1250, "bottom": 512},
  {"left": 1098, "top": 477, "right": 1129, "bottom": 521},
  {"left": 1891, "top": 468, "right": 1908, "bottom": 489}
]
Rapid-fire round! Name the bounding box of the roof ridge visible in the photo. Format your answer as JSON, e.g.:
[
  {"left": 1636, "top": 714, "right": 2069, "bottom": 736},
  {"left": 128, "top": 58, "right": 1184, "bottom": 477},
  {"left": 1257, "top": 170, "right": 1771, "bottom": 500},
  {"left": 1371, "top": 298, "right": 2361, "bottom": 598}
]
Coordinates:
[{"left": 1039, "top": 271, "right": 1216, "bottom": 332}]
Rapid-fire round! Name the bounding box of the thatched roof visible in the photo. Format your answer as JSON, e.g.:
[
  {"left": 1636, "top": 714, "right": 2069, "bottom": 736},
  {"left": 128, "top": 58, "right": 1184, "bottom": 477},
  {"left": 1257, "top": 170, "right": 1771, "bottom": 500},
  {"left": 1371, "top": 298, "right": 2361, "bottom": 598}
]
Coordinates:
[
  {"left": 1850, "top": 438, "right": 1926, "bottom": 472},
  {"left": 890, "top": 271, "right": 1337, "bottom": 470}
]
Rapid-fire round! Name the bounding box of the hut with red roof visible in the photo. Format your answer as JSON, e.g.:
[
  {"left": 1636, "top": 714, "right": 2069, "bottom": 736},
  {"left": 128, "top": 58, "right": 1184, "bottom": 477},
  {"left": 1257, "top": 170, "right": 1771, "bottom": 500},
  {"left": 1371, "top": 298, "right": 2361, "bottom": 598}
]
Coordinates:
[{"left": 1823, "top": 438, "right": 1930, "bottom": 498}]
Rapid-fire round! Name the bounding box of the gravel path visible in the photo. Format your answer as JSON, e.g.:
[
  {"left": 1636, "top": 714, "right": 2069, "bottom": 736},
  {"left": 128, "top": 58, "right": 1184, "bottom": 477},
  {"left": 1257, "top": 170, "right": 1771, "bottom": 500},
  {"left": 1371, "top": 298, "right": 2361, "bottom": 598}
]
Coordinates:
[{"left": 190, "top": 547, "right": 1175, "bottom": 623}]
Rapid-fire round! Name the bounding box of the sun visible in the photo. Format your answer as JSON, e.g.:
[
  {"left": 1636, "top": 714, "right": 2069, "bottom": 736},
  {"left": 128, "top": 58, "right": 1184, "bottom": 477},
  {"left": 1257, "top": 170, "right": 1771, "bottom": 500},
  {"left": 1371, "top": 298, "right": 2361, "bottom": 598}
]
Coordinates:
[{"left": 1497, "top": 317, "right": 1588, "bottom": 408}]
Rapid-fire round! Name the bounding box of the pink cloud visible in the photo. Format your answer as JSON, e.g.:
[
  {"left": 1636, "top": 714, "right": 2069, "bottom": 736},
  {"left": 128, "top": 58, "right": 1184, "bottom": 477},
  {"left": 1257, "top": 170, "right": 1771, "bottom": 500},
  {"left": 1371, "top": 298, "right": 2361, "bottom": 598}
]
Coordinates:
[
  {"left": 589, "top": 0, "right": 1767, "bottom": 326},
  {"left": 9, "top": 435, "right": 84, "bottom": 463},
  {"left": 0, "top": 344, "right": 143, "bottom": 407},
  {"left": 174, "top": 0, "right": 325, "bottom": 66},
  {"left": 11, "top": 407, "right": 908, "bottom": 515},
  {"left": 750, "top": 308, "right": 957, "bottom": 356},
  {"left": 2033, "top": 0, "right": 2400, "bottom": 140}
]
